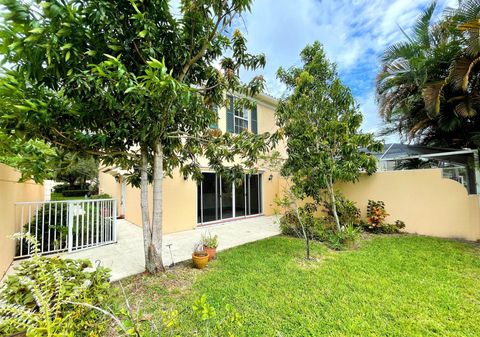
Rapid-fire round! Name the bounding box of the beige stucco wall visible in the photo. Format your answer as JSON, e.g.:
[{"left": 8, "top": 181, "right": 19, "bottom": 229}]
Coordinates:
[
  {"left": 337, "top": 168, "right": 480, "bottom": 241},
  {"left": 101, "top": 171, "right": 198, "bottom": 234},
  {"left": 99, "top": 171, "right": 122, "bottom": 212},
  {"left": 0, "top": 164, "right": 44, "bottom": 279}
]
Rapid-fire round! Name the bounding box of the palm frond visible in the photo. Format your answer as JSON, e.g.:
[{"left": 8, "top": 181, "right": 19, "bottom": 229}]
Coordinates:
[
  {"left": 454, "top": 100, "right": 477, "bottom": 117},
  {"left": 412, "top": 1, "right": 437, "bottom": 47},
  {"left": 455, "top": 0, "right": 480, "bottom": 22},
  {"left": 448, "top": 56, "right": 480, "bottom": 91},
  {"left": 422, "top": 81, "right": 445, "bottom": 116},
  {"left": 381, "top": 42, "right": 417, "bottom": 62}
]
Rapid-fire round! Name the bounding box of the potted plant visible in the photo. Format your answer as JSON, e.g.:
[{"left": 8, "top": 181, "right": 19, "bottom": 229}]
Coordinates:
[
  {"left": 201, "top": 232, "right": 219, "bottom": 261},
  {"left": 192, "top": 242, "right": 209, "bottom": 269}
]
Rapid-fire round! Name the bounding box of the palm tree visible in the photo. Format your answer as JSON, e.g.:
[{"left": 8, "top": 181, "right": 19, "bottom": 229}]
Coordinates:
[{"left": 377, "top": 1, "right": 480, "bottom": 148}]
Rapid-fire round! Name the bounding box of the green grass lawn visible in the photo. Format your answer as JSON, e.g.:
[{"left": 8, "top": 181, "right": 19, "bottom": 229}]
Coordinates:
[{"left": 117, "top": 235, "right": 480, "bottom": 336}]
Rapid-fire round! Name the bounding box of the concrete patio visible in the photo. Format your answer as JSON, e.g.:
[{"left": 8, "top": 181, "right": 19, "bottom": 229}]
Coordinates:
[{"left": 5, "top": 215, "right": 280, "bottom": 282}]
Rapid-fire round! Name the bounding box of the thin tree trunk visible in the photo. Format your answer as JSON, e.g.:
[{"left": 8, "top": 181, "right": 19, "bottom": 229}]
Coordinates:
[
  {"left": 327, "top": 177, "right": 341, "bottom": 232},
  {"left": 146, "top": 142, "right": 165, "bottom": 274},
  {"left": 140, "top": 149, "right": 151, "bottom": 268},
  {"left": 294, "top": 201, "right": 311, "bottom": 260}
]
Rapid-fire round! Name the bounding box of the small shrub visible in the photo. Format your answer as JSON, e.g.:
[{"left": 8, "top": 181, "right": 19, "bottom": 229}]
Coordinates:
[
  {"left": 62, "top": 189, "right": 90, "bottom": 197},
  {"left": 364, "top": 200, "right": 405, "bottom": 234},
  {"left": 279, "top": 203, "right": 325, "bottom": 240},
  {"left": 366, "top": 200, "right": 388, "bottom": 228},
  {"left": 321, "top": 224, "right": 360, "bottom": 250},
  {"left": 323, "top": 193, "right": 361, "bottom": 226},
  {"left": 0, "top": 235, "right": 111, "bottom": 337}
]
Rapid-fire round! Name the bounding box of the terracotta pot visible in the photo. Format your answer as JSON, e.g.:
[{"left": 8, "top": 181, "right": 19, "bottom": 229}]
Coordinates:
[
  {"left": 192, "top": 252, "right": 209, "bottom": 269},
  {"left": 203, "top": 246, "right": 217, "bottom": 260}
]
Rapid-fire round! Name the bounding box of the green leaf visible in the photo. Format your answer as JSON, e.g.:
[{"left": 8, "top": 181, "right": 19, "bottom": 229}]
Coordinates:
[
  {"left": 29, "top": 27, "right": 44, "bottom": 34},
  {"left": 13, "top": 105, "right": 32, "bottom": 111},
  {"left": 138, "top": 30, "right": 148, "bottom": 38},
  {"left": 61, "top": 43, "right": 73, "bottom": 51}
]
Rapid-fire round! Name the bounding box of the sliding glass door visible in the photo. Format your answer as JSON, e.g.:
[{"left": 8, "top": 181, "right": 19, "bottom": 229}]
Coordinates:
[
  {"left": 246, "top": 174, "right": 262, "bottom": 215},
  {"left": 197, "top": 173, "right": 262, "bottom": 224},
  {"left": 221, "top": 176, "right": 233, "bottom": 219},
  {"left": 234, "top": 177, "right": 246, "bottom": 217}
]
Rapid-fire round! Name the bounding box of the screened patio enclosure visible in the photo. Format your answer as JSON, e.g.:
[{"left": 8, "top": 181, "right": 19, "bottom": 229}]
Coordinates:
[
  {"left": 366, "top": 144, "right": 480, "bottom": 195},
  {"left": 197, "top": 172, "right": 262, "bottom": 224}
]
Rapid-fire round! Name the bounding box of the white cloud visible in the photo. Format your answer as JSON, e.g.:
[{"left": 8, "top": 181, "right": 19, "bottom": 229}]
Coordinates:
[{"left": 238, "top": 0, "right": 457, "bottom": 133}]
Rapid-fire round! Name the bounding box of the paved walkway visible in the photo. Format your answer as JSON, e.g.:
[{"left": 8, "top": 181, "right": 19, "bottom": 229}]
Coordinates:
[{"left": 6, "top": 216, "right": 280, "bottom": 282}]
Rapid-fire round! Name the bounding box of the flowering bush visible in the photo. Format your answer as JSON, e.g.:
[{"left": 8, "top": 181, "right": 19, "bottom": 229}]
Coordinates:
[{"left": 364, "top": 200, "right": 405, "bottom": 234}]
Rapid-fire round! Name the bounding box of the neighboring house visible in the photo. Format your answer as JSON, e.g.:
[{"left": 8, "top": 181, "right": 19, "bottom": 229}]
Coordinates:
[{"left": 99, "top": 93, "right": 285, "bottom": 234}]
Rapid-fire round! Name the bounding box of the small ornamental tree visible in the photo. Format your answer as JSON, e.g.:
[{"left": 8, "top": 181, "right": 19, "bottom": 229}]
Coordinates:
[
  {"left": 0, "top": 0, "right": 275, "bottom": 273},
  {"left": 276, "top": 42, "right": 382, "bottom": 232},
  {"left": 54, "top": 152, "right": 98, "bottom": 189}
]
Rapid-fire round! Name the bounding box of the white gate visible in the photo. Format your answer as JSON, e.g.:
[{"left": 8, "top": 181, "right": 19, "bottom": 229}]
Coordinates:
[{"left": 14, "top": 199, "right": 117, "bottom": 258}]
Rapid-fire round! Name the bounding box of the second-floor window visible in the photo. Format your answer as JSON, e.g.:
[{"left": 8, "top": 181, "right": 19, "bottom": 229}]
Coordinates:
[
  {"left": 227, "top": 95, "right": 258, "bottom": 134},
  {"left": 234, "top": 106, "right": 249, "bottom": 133}
]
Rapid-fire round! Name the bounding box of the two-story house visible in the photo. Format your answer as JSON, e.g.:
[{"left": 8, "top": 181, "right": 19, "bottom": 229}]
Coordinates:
[{"left": 99, "top": 93, "right": 284, "bottom": 234}]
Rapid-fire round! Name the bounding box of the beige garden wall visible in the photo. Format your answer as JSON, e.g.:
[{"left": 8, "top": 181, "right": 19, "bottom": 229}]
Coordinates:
[
  {"left": 100, "top": 171, "right": 198, "bottom": 234},
  {"left": 336, "top": 168, "right": 480, "bottom": 241},
  {"left": 99, "top": 171, "right": 122, "bottom": 214},
  {"left": 0, "top": 164, "right": 44, "bottom": 279}
]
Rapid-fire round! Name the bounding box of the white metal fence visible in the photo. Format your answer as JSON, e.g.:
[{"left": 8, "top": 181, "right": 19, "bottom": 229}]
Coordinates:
[{"left": 14, "top": 199, "right": 117, "bottom": 258}]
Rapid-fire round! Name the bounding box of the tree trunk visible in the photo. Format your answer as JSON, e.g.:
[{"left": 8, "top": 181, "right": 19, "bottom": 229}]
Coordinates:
[
  {"left": 140, "top": 149, "right": 151, "bottom": 268},
  {"left": 327, "top": 178, "right": 341, "bottom": 232},
  {"left": 147, "top": 142, "right": 165, "bottom": 273},
  {"left": 306, "top": 234, "right": 311, "bottom": 260},
  {"left": 294, "top": 202, "right": 311, "bottom": 260}
]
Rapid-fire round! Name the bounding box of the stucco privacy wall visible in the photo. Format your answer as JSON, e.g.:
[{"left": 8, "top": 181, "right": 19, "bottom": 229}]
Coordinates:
[
  {"left": 0, "top": 164, "right": 44, "bottom": 278},
  {"left": 336, "top": 168, "right": 480, "bottom": 241},
  {"left": 99, "top": 171, "right": 122, "bottom": 214}
]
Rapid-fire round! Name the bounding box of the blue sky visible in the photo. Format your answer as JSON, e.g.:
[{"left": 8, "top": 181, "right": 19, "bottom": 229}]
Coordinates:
[{"left": 238, "top": 0, "right": 458, "bottom": 140}]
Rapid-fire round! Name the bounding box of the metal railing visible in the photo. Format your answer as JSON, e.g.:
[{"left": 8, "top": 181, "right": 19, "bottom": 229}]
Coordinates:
[{"left": 14, "top": 199, "right": 117, "bottom": 258}]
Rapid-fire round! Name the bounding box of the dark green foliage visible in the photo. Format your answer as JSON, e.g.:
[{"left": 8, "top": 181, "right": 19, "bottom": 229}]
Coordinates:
[
  {"left": 53, "top": 153, "right": 98, "bottom": 189},
  {"left": 0, "top": 237, "right": 111, "bottom": 336},
  {"left": 0, "top": 137, "right": 56, "bottom": 183},
  {"left": 323, "top": 192, "right": 361, "bottom": 226},
  {"left": 278, "top": 201, "right": 360, "bottom": 250},
  {"left": 61, "top": 189, "right": 90, "bottom": 197},
  {"left": 323, "top": 223, "right": 361, "bottom": 250},
  {"left": 278, "top": 202, "right": 325, "bottom": 240}
]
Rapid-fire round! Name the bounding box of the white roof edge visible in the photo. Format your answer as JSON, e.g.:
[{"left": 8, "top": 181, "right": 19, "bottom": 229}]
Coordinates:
[{"left": 255, "top": 93, "right": 278, "bottom": 107}]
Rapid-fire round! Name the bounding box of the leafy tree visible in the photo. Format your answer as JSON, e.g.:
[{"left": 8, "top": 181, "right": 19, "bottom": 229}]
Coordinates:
[
  {"left": 276, "top": 42, "right": 382, "bottom": 232},
  {"left": 0, "top": 132, "right": 56, "bottom": 183},
  {"left": 0, "top": 0, "right": 274, "bottom": 273},
  {"left": 54, "top": 152, "right": 98, "bottom": 189},
  {"left": 377, "top": 1, "right": 480, "bottom": 147}
]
